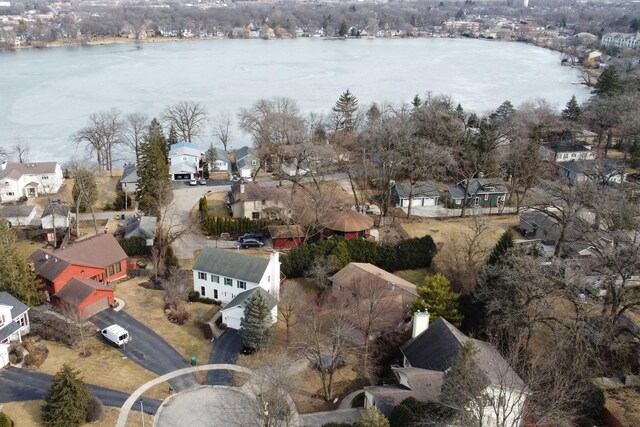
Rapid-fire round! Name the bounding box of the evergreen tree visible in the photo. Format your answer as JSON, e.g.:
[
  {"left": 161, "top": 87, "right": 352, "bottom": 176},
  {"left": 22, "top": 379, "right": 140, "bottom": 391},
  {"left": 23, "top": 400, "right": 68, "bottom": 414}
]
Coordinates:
[
  {"left": 562, "top": 95, "right": 582, "bottom": 122},
  {"left": 593, "top": 66, "right": 621, "bottom": 97},
  {"left": 411, "top": 274, "right": 462, "bottom": 327},
  {"left": 239, "top": 291, "right": 272, "bottom": 350},
  {"left": 167, "top": 123, "right": 178, "bottom": 146},
  {"left": 136, "top": 118, "right": 171, "bottom": 216},
  {"left": 486, "top": 230, "right": 515, "bottom": 266},
  {"left": 338, "top": 21, "right": 349, "bottom": 37},
  {"left": 0, "top": 222, "right": 44, "bottom": 305},
  {"left": 356, "top": 406, "right": 390, "bottom": 427},
  {"left": 491, "top": 100, "right": 515, "bottom": 126},
  {"left": 41, "top": 364, "right": 90, "bottom": 427},
  {"left": 412, "top": 94, "right": 422, "bottom": 108},
  {"left": 332, "top": 89, "right": 359, "bottom": 132}
]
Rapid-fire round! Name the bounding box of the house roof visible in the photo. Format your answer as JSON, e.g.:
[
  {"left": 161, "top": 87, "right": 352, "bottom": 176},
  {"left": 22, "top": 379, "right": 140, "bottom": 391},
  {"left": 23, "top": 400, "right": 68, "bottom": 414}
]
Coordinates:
[
  {"left": 120, "top": 164, "right": 139, "bottom": 184},
  {"left": 169, "top": 141, "right": 200, "bottom": 152},
  {"left": 124, "top": 216, "right": 157, "bottom": 240},
  {"left": 223, "top": 287, "right": 278, "bottom": 313},
  {"left": 393, "top": 182, "right": 439, "bottom": 200},
  {"left": 41, "top": 204, "right": 71, "bottom": 217},
  {"left": 267, "top": 225, "right": 305, "bottom": 240},
  {"left": 234, "top": 146, "right": 257, "bottom": 162},
  {"left": 0, "top": 205, "right": 36, "bottom": 218},
  {"left": 401, "top": 318, "right": 525, "bottom": 391},
  {"left": 54, "top": 277, "right": 113, "bottom": 307},
  {"left": 0, "top": 162, "right": 59, "bottom": 181},
  {"left": 193, "top": 247, "right": 270, "bottom": 284},
  {"left": 323, "top": 209, "right": 374, "bottom": 233},
  {"left": 558, "top": 159, "right": 625, "bottom": 175},
  {"left": 0, "top": 291, "right": 29, "bottom": 318},
  {"left": 447, "top": 178, "right": 507, "bottom": 200},
  {"left": 169, "top": 162, "right": 197, "bottom": 175},
  {"left": 552, "top": 142, "right": 591, "bottom": 153},
  {"left": 0, "top": 320, "right": 21, "bottom": 342},
  {"left": 30, "top": 233, "right": 127, "bottom": 281},
  {"left": 215, "top": 148, "right": 230, "bottom": 163},
  {"left": 520, "top": 211, "right": 559, "bottom": 235},
  {"left": 330, "top": 263, "right": 418, "bottom": 296},
  {"left": 229, "top": 179, "right": 288, "bottom": 204}
]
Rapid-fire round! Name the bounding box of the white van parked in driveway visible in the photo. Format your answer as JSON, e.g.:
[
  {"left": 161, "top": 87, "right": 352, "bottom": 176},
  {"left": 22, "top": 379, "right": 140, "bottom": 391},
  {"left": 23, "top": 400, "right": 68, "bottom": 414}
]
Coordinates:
[{"left": 101, "top": 324, "right": 131, "bottom": 347}]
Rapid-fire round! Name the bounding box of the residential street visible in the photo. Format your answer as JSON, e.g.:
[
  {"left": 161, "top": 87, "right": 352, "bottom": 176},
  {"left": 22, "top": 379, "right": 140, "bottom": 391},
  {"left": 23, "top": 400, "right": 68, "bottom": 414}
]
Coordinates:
[
  {"left": 91, "top": 309, "right": 199, "bottom": 392},
  {"left": 206, "top": 330, "right": 242, "bottom": 385},
  {"left": 0, "top": 367, "right": 161, "bottom": 414}
]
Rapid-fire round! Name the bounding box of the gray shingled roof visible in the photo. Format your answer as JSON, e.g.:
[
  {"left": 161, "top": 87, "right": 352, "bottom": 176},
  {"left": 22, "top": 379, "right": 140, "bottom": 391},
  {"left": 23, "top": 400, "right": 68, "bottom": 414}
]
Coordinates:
[
  {"left": 0, "top": 320, "right": 21, "bottom": 342},
  {"left": 124, "top": 216, "right": 157, "bottom": 240},
  {"left": 223, "top": 287, "right": 277, "bottom": 312},
  {"left": 120, "top": 164, "right": 139, "bottom": 183},
  {"left": 0, "top": 292, "right": 29, "bottom": 317},
  {"left": 216, "top": 148, "right": 230, "bottom": 163},
  {"left": 193, "top": 247, "right": 270, "bottom": 284},
  {"left": 393, "top": 182, "right": 439, "bottom": 199},
  {"left": 0, "top": 205, "right": 36, "bottom": 218},
  {"left": 448, "top": 178, "right": 507, "bottom": 199},
  {"left": 0, "top": 162, "right": 58, "bottom": 180},
  {"left": 41, "top": 204, "right": 71, "bottom": 217}
]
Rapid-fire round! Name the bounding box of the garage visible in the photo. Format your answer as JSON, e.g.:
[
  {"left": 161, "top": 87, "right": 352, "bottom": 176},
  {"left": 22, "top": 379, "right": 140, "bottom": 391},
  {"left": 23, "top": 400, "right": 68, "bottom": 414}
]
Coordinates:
[
  {"left": 82, "top": 297, "right": 110, "bottom": 318},
  {"left": 174, "top": 173, "right": 191, "bottom": 180},
  {"left": 53, "top": 277, "right": 115, "bottom": 319},
  {"left": 393, "top": 182, "right": 440, "bottom": 209}
]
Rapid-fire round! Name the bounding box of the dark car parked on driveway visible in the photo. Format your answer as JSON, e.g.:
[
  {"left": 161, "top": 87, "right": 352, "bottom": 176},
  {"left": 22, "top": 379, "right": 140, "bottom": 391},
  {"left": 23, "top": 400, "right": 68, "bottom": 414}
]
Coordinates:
[
  {"left": 240, "top": 238, "right": 264, "bottom": 248},
  {"left": 237, "top": 232, "right": 264, "bottom": 242}
]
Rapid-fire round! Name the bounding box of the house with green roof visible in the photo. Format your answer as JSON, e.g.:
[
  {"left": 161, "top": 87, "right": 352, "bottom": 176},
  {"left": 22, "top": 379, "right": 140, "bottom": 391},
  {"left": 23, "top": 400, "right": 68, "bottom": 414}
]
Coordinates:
[
  {"left": 192, "top": 247, "right": 280, "bottom": 304},
  {"left": 221, "top": 287, "right": 278, "bottom": 330}
]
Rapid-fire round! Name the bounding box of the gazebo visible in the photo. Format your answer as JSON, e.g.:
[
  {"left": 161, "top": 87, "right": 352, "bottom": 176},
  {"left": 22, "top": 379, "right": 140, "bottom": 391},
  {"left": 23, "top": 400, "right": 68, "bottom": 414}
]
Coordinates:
[{"left": 323, "top": 209, "right": 374, "bottom": 239}]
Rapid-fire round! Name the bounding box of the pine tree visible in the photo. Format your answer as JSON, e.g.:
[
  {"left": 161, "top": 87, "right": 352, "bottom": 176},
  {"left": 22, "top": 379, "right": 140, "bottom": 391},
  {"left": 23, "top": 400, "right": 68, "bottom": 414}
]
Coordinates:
[
  {"left": 136, "top": 118, "right": 171, "bottom": 216},
  {"left": 0, "top": 222, "right": 44, "bottom": 305},
  {"left": 356, "top": 406, "right": 390, "bottom": 427},
  {"left": 332, "top": 89, "right": 359, "bottom": 132},
  {"left": 411, "top": 274, "right": 462, "bottom": 327},
  {"left": 338, "top": 21, "right": 349, "bottom": 37},
  {"left": 562, "top": 95, "right": 582, "bottom": 122},
  {"left": 41, "top": 364, "right": 90, "bottom": 427},
  {"left": 239, "top": 291, "right": 272, "bottom": 351},
  {"left": 486, "top": 230, "right": 515, "bottom": 266},
  {"left": 412, "top": 94, "right": 422, "bottom": 108},
  {"left": 593, "top": 66, "right": 621, "bottom": 97}
]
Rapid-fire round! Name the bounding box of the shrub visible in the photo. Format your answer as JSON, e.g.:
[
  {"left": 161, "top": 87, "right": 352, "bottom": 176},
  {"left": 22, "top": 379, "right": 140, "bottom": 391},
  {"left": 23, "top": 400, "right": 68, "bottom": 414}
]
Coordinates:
[
  {"left": 23, "top": 353, "right": 34, "bottom": 366},
  {"left": 112, "top": 192, "right": 132, "bottom": 210},
  {"left": 198, "top": 297, "right": 218, "bottom": 305},
  {"left": 188, "top": 291, "right": 200, "bottom": 302},
  {"left": 198, "top": 322, "right": 214, "bottom": 340},
  {"left": 23, "top": 339, "right": 49, "bottom": 367},
  {"left": 119, "top": 236, "right": 150, "bottom": 256},
  {"left": 219, "top": 323, "right": 228, "bottom": 330},
  {"left": 0, "top": 412, "right": 12, "bottom": 427},
  {"left": 8, "top": 354, "right": 17, "bottom": 365},
  {"left": 169, "top": 306, "right": 189, "bottom": 325},
  {"left": 86, "top": 395, "right": 105, "bottom": 423},
  {"left": 202, "top": 215, "right": 283, "bottom": 236}
]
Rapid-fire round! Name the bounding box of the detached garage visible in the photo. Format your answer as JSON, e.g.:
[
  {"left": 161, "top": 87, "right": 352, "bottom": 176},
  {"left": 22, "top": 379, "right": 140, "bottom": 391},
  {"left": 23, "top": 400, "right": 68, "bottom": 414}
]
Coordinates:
[
  {"left": 221, "top": 287, "right": 278, "bottom": 330},
  {"left": 53, "top": 277, "right": 114, "bottom": 318},
  {"left": 392, "top": 181, "right": 440, "bottom": 207}
]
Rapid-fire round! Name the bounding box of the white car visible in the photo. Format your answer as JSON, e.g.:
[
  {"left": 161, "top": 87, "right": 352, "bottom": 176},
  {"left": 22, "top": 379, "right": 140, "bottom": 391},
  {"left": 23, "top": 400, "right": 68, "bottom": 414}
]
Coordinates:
[
  {"left": 189, "top": 178, "right": 197, "bottom": 186},
  {"left": 101, "top": 324, "right": 131, "bottom": 347}
]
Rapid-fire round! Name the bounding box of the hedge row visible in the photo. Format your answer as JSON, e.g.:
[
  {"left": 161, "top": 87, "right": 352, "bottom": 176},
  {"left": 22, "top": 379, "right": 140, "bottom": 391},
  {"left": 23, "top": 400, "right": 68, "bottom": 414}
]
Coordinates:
[
  {"left": 281, "top": 235, "right": 437, "bottom": 278},
  {"left": 119, "top": 236, "right": 151, "bottom": 256},
  {"left": 202, "top": 215, "right": 283, "bottom": 235}
]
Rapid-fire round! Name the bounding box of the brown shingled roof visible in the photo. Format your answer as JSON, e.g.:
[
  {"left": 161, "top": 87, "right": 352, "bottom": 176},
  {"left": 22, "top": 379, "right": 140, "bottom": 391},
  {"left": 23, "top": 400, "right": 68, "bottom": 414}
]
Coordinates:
[
  {"left": 0, "top": 162, "right": 58, "bottom": 180},
  {"left": 329, "top": 263, "right": 418, "bottom": 296},
  {"left": 54, "top": 277, "right": 112, "bottom": 307},
  {"left": 323, "top": 209, "right": 374, "bottom": 232},
  {"left": 268, "top": 225, "right": 305, "bottom": 239},
  {"left": 230, "top": 179, "right": 288, "bottom": 204}
]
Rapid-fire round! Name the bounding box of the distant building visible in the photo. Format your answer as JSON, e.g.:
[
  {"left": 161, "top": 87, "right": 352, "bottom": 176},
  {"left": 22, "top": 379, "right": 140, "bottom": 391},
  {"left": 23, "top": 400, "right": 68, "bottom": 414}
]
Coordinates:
[
  {"left": 0, "top": 205, "right": 37, "bottom": 227},
  {"left": 602, "top": 32, "right": 640, "bottom": 51},
  {"left": 229, "top": 179, "right": 289, "bottom": 220},
  {"left": 119, "top": 163, "right": 139, "bottom": 194},
  {"left": 168, "top": 142, "right": 202, "bottom": 181},
  {"left": 0, "top": 161, "right": 64, "bottom": 203}
]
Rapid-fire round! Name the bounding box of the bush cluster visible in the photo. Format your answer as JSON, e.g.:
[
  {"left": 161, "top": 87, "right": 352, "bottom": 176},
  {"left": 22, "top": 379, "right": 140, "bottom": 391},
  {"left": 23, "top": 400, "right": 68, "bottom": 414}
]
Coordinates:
[
  {"left": 119, "top": 236, "right": 150, "bottom": 256},
  {"left": 188, "top": 291, "right": 221, "bottom": 305},
  {"left": 0, "top": 412, "right": 11, "bottom": 427},
  {"left": 281, "top": 236, "right": 437, "bottom": 278},
  {"left": 202, "top": 215, "right": 283, "bottom": 236}
]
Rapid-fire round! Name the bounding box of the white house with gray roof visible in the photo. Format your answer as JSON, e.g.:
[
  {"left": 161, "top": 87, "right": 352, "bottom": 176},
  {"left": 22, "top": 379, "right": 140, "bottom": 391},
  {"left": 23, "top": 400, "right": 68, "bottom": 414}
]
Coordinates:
[
  {"left": 221, "top": 287, "right": 278, "bottom": 330},
  {"left": 0, "top": 292, "right": 30, "bottom": 367},
  {"left": 119, "top": 163, "right": 140, "bottom": 194},
  {"left": 0, "top": 204, "right": 38, "bottom": 227},
  {"left": 192, "top": 248, "right": 280, "bottom": 304},
  {"left": 168, "top": 142, "right": 203, "bottom": 181},
  {"left": 0, "top": 161, "right": 63, "bottom": 203},
  {"left": 210, "top": 148, "right": 231, "bottom": 173}
]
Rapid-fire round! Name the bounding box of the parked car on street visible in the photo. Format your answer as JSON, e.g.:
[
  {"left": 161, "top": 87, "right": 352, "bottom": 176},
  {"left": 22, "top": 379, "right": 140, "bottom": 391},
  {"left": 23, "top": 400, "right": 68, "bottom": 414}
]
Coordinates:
[
  {"left": 199, "top": 178, "right": 207, "bottom": 185},
  {"left": 240, "top": 238, "right": 264, "bottom": 248}
]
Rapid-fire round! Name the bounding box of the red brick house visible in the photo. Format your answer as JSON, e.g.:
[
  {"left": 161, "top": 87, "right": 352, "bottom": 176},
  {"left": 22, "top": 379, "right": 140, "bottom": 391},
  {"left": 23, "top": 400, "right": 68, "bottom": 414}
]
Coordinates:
[
  {"left": 268, "top": 225, "right": 305, "bottom": 249},
  {"left": 30, "top": 233, "right": 128, "bottom": 297},
  {"left": 52, "top": 277, "right": 115, "bottom": 318}
]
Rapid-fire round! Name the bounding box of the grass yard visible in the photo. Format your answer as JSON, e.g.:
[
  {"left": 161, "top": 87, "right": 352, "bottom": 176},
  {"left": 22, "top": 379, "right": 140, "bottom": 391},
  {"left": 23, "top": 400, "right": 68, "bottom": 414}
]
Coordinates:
[
  {"left": 14, "top": 238, "right": 43, "bottom": 258},
  {"left": 114, "top": 278, "right": 213, "bottom": 379},
  {"left": 205, "top": 191, "right": 230, "bottom": 217},
  {"left": 392, "top": 268, "right": 434, "bottom": 287},
  {"left": 0, "top": 400, "right": 153, "bottom": 427},
  {"left": 36, "top": 338, "right": 168, "bottom": 400}
]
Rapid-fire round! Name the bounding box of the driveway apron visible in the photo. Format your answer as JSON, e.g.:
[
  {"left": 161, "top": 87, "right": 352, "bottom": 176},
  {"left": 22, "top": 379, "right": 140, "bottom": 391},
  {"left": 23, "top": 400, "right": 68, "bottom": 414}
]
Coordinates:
[{"left": 206, "top": 329, "right": 242, "bottom": 385}]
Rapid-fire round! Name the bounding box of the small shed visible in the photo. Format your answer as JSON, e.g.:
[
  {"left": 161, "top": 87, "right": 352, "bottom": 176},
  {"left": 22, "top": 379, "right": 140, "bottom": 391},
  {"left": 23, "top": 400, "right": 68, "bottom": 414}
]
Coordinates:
[
  {"left": 268, "top": 225, "right": 305, "bottom": 248},
  {"left": 323, "top": 209, "right": 374, "bottom": 239},
  {"left": 221, "top": 287, "right": 278, "bottom": 330}
]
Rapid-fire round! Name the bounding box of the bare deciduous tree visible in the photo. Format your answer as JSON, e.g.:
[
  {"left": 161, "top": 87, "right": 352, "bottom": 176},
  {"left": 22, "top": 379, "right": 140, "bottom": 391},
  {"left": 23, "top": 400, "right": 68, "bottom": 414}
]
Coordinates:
[
  {"left": 163, "top": 101, "right": 208, "bottom": 143},
  {"left": 212, "top": 111, "right": 233, "bottom": 152},
  {"left": 277, "top": 284, "right": 305, "bottom": 342},
  {"left": 162, "top": 266, "right": 189, "bottom": 308},
  {"left": 122, "top": 112, "right": 149, "bottom": 160},
  {"left": 60, "top": 301, "right": 91, "bottom": 357},
  {"left": 73, "top": 109, "right": 123, "bottom": 176},
  {"left": 13, "top": 140, "right": 30, "bottom": 163},
  {"left": 305, "top": 256, "right": 334, "bottom": 290}
]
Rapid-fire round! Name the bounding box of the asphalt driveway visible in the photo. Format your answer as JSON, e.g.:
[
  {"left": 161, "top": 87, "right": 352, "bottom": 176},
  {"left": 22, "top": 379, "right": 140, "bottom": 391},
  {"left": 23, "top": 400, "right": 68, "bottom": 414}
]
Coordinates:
[
  {"left": 0, "top": 367, "right": 161, "bottom": 414},
  {"left": 206, "top": 329, "right": 242, "bottom": 385},
  {"left": 91, "top": 309, "right": 198, "bottom": 392}
]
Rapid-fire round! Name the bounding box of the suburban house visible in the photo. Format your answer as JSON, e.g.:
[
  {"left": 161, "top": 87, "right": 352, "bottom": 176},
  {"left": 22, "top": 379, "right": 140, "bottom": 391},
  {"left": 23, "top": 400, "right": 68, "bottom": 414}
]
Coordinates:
[
  {"left": 601, "top": 32, "right": 640, "bottom": 51},
  {"left": 365, "top": 314, "right": 527, "bottom": 425},
  {"left": 30, "top": 233, "right": 128, "bottom": 298},
  {"left": 229, "top": 179, "right": 289, "bottom": 220},
  {"left": 281, "top": 159, "right": 311, "bottom": 178},
  {"left": 209, "top": 148, "right": 232, "bottom": 173},
  {"left": 52, "top": 277, "right": 115, "bottom": 318},
  {"left": 192, "top": 247, "right": 281, "bottom": 304},
  {"left": 392, "top": 181, "right": 440, "bottom": 208},
  {"left": 124, "top": 215, "right": 157, "bottom": 246},
  {"left": 220, "top": 287, "right": 278, "bottom": 330},
  {"left": 0, "top": 205, "right": 37, "bottom": 227},
  {"left": 268, "top": 224, "right": 305, "bottom": 249},
  {"left": 558, "top": 160, "right": 626, "bottom": 185},
  {"left": 446, "top": 178, "right": 507, "bottom": 209},
  {"left": 323, "top": 209, "right": 374, "bottom": 239},
  {"left": 518, "top": 211, "right": 593, "bottom": 257},
  {"left": 119, "top": 163, "right": 139, "bottom": 194},
  {"left": 233, "top": 146, "right": 260, "bottom": 179},
  {"left": 0, "top": 161, "right": 64, "bottom": 203},
  {"left": 41, "top": 204, "right": 73, "bottom": 230},
  {"left": 540, "top": 142, "right": 597, "bottom": 163},
  {"left": 0, "top": 292, "right": 30, "bottom": 367},
  {"left": 168, "top": 141, "right": 203, "bottom": 181},
  {"left": 329, "top": 263, "right": 418, "bottom": 320}
]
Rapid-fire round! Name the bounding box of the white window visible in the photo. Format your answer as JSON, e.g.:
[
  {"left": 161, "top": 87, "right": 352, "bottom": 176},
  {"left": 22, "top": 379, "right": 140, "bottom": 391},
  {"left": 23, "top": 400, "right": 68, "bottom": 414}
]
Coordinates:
[
  {"left": 211, "top": 275, "right": 220, "bottom": 283},
  {"left": 237, "top": 281, "right": 246, "bottom": 290},
  {"left": 484, "top": 194, "right": 489, "bottom": 201},
  {"left": 473, "top": 197, "right": 480, "bottom": 205},
  {"left": 224, "top": 278, "right": 233, "bottom": 286},
  {"left": 42, "top": 176, "right": 49, "bottom": 180},
  {"left": 251, "top": 160, "right": 257, "bottom": 166},
  {"left": 198, "top": 272, "right": 207, "bottom": 280}
]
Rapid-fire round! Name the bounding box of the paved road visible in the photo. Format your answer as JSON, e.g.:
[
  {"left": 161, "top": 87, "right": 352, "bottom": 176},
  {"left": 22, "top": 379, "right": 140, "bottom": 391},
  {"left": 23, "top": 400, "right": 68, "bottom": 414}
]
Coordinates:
[
  {"left": 91, "top": 309, "right": 199, "bottom": 392},
  {"left": 0, "top": 367, "right": 161, "bottom": 414},
  {"left": 206, "top": 330, "right": 242, "bottom": 385}
]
